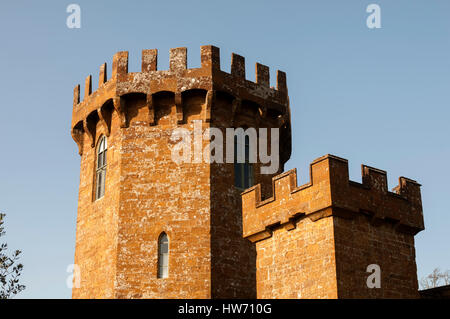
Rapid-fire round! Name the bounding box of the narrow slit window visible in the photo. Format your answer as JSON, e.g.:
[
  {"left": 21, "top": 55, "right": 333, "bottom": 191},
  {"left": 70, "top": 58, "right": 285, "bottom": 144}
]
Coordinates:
[
  {"left": 95, "top": 136, "right": 107, "bottom": 200},
  {"left": 234, "top": 135, "right": 254, "bottom": 189},
  {"left": 158, "top": 232, "right": 169, "bottom": 279}
]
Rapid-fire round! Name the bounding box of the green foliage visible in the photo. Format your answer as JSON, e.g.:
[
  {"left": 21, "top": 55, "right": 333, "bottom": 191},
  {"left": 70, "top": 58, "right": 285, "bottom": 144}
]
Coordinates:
[{"left": 0, "top": 213, "right": 25, "bottom": 299}]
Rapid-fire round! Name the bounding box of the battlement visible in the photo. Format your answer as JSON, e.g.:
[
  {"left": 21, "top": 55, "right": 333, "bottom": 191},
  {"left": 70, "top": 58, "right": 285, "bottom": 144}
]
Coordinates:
[
  {"left": 71, "top": 45, "right": 291, "bottom": 157},
  {"left": 74, "top": 46, "right": 286, "bottom": 100},
  {"left": 72, "top": 45, "right": 288, "bottom": 123},
  {"left": 241, "top": 154, "right": 424, "bottom": 242}
]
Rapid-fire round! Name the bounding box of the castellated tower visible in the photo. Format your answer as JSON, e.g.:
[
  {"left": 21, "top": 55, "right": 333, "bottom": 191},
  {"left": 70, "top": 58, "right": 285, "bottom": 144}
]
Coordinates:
[
  {"left": 70, "top": 45, "right": 291, "bottom": 298},
  {"left": 71, "top": 45, "right": 425, "bottom": 299},
  {"left": 241, "top": 155, "right": 424, "bottom": 298}
]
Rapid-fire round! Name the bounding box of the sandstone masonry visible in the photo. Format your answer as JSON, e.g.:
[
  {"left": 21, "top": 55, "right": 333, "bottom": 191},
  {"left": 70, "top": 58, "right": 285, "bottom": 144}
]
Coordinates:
[{"left": 71, "top": 45, "right": 424, "bottom": 299}]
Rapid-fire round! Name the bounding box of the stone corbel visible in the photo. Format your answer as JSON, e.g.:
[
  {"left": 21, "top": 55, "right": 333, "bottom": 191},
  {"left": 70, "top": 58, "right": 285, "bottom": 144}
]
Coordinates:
[
  {"left": 231, "top": 97, "right": 241, "bottom": 127},
  {"left": 257, "top": 104, "right": 267, "bottom": 127},
  {"left": 277, "top": 110, "right": 289, "bottom": 128},
  {"left": 147, "top": 94, "right": 156, "bottom": 126},
  {"left": 246, "top": 229, "right": 272, "bottom": 243},
  {"left": 97, "top": 107, "right": 111, "bottom": 137},
  {"left": 203, "top": 90, "right": 214, "bottom": 123},
  {"left": 175, "top": 92, "right": 184, "bottom": 124},
  {"left": 71, "top": 125, "right": 84, "bottom": 156},
  {"left": 113, "top": 96, "right": 127, "bottom": 128},
  {"left": 83, "top": 118, "right": 95, "bottom": 148}
]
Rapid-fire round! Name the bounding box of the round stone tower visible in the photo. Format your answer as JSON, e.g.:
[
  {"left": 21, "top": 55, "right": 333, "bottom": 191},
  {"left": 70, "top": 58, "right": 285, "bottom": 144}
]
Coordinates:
[{"left": 70, "top": 45, "right": 291, "bottom": 298}]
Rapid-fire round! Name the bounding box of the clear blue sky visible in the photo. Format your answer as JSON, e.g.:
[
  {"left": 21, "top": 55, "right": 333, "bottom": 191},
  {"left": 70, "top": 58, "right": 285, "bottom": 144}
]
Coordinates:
[{"left": 0, "top": 1, "right": 449, "bottom": 298}]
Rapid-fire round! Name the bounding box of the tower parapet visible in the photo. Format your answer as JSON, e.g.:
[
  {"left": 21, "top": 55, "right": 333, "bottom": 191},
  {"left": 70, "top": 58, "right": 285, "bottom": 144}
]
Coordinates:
[
  {"left": 71, "top": 45, "right": 291, "bottom": 164},
  {"left": 242, "top": 154, "right": 424, "bottom": 242},
  {"left": 71, "top": 45, "right": 292, "bottom": 299},
  {"left": 241, "top": 154, "right": 424, "bottom": 298}
]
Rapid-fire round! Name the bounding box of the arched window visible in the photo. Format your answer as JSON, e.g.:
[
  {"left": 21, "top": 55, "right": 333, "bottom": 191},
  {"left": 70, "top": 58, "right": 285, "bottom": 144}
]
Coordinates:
[
  {"left": 157, "top": 232, "right": 169, "bottom": 279},
  {"left": 95, "top": 136, "right": 107, "bottom": 200},
  {"left": 234, "top": 135, "right": 254, "bottom": 189}
]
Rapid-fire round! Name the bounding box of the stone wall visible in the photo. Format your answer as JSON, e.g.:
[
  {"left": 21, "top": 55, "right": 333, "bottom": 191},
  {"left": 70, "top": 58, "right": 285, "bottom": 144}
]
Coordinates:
[
  {"left": 241, "top": 155, "right": 424, "bottom": 298},
  {"left": 71, "top": 46, "right": 290, "bottom": 298}
]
